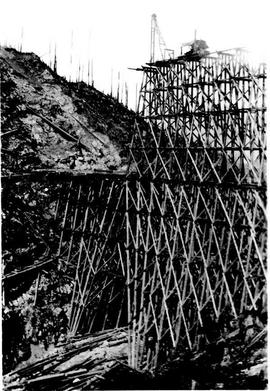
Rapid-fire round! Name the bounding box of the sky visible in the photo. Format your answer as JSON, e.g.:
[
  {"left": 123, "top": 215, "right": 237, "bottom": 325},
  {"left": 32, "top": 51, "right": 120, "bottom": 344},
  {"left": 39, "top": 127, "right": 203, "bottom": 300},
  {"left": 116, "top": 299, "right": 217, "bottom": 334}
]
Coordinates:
[{"left": 0, "top": 0, "right": 268, "bottom": 109}]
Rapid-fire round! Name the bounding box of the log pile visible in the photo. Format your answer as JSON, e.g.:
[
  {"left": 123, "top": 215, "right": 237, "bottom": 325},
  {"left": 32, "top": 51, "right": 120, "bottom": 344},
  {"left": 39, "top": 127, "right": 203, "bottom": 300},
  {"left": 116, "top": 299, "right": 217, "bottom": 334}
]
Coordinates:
[{"left": 3, "top": 327, "right": 128, "bottom": 390}]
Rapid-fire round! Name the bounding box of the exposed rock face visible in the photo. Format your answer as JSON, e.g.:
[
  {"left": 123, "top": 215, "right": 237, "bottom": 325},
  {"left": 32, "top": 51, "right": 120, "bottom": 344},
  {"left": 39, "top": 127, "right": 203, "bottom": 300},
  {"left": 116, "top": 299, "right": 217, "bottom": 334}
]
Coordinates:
[{"left": 1, "top": 47, "right": 138, "bottom": 173}]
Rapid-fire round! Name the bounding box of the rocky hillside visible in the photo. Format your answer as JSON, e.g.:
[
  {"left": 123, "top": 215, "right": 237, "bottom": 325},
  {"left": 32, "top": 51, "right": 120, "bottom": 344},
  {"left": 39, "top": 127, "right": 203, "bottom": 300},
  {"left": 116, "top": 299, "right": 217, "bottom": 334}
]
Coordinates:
[
  {"left": 1, "top": 46, "right": 142, "bottom": 374},
  {"left": 1, "top": 46, "right": 140, "bottom": 174}
]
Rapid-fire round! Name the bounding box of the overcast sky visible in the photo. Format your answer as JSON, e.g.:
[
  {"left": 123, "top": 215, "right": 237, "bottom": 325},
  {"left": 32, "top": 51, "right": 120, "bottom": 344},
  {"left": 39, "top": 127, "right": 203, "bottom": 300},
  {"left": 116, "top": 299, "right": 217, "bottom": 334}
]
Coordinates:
[{"left": 0, "top": 0, "right": 268, "bottom": 109}]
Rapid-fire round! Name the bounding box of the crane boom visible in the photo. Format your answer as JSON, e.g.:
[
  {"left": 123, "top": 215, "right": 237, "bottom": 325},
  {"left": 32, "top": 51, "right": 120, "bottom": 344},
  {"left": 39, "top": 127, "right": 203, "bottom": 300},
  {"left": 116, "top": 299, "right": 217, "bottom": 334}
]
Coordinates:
[{"left": 150, "top": 14, "right": 174, "bottom": 62}]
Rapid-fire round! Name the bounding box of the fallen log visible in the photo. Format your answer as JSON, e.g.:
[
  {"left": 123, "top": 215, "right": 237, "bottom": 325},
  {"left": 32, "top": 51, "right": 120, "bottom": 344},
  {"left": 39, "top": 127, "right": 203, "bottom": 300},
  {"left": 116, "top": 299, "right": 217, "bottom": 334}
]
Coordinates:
[
  {"left": 1, "top": 129, "right": 20, "bottom": 138},
  {"left": 26, "top": 106, "right": 93, "bottom": 153},
  {"left": 2, "top": 256, "right": 60, "bottom": 281},
  {"left": 71, "top": 114, "right": 109, "bottom": 147},
  {"left": 3, "top": 328, "right": 129, "bottom": 391}
]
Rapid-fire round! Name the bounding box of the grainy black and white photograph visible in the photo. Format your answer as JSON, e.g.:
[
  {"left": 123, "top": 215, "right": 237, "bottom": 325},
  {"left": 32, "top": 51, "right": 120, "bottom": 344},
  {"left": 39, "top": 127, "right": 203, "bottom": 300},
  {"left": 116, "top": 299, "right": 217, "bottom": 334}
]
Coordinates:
[{"left": 0, "top": 0, "right": 267, "bottom": 389}]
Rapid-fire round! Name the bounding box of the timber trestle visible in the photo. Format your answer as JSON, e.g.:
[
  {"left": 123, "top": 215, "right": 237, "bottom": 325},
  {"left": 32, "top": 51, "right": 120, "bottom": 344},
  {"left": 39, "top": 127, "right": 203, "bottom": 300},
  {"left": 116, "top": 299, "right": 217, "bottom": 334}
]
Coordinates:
[
  {"left": 2, "top": 171, "right": 129, "bottom": 335},
  {"left": 125, "top": 49, "right": 266, "bottom": 370},
  {"left": 2, "top": 49, "right": 267, "bottom": 372}
]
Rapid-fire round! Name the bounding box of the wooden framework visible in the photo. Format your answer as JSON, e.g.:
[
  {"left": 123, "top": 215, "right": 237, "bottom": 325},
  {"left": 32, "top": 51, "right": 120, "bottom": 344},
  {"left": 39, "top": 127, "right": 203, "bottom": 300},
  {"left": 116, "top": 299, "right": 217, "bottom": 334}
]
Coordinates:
[
  {"left": 126, "top": 50, "right": 267, "bottom": 370},
  {"left": 2, "top": 172, "right": 128, "bottom": 335},
  {"left": 56, "top": 175, "right": 127, "bottom": 334},
  {"left": 2, "top": 50, "right": 267, "bottom": 374}
]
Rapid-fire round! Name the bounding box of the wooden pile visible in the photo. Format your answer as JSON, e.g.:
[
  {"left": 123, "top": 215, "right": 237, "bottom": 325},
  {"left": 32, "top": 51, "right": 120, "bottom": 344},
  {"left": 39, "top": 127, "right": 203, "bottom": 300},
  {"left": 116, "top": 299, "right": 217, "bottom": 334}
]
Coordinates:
[{"left": 3, "top": 327, "right": 128, "bottom": 390}]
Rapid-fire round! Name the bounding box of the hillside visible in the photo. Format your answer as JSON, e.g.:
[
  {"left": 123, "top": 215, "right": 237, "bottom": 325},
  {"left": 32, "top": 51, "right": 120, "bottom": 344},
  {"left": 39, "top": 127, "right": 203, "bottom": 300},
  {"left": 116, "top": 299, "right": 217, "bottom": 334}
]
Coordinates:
[
  {"left": 1, "top": 46, "right": 140, "bottom": 174},
  {"left": 1, "top": 46, "right": 141, "bottom": 375},
  {"left": 1, "top": 47, "right": 267, "bottom": 389}
]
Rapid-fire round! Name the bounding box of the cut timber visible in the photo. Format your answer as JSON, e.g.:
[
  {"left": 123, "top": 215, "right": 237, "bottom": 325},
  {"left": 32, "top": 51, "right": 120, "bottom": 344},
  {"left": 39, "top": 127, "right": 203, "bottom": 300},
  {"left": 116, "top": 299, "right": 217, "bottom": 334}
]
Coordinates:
[
  {"left": 3, "top": 256, "right": 59, "bottom": 281},
  {"left": 3, "top": 328, "right": 129, "bottom": 391}
]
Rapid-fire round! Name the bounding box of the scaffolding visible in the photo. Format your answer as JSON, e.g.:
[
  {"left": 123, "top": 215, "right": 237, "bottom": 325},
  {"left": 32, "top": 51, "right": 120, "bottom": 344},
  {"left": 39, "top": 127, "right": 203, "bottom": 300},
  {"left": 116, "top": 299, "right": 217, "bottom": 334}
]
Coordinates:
[
  {"left": 2, "top": 171, "right": 128, "bottom": 335},
  {"left": 2, "top": 49, "right": 267, "bottom": 375},
  {"left": 126, "top": 49, "right": 267, "bottom": 370}
]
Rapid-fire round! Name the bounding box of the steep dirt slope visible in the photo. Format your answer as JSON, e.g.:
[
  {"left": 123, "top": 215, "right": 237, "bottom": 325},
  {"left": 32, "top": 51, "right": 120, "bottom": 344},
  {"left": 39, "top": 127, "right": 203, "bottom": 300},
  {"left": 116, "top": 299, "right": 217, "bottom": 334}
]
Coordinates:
[{"left": 1, "top": 47, "right": 139, "bottom": 174}]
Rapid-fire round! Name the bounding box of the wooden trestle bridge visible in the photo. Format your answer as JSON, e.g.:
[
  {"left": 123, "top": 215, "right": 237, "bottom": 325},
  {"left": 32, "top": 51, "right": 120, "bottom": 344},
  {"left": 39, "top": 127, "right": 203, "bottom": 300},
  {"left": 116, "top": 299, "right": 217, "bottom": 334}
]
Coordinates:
[{"left": 2, "top": 49, "right": 267, "bottom": 372}]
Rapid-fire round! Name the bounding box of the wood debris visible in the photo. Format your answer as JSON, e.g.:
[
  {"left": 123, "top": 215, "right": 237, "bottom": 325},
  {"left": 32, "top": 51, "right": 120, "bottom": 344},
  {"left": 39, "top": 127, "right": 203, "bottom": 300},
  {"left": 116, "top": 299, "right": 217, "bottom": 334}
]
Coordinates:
[{"left": 3, "top": 328, "right": 128, "bottom": 390}]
